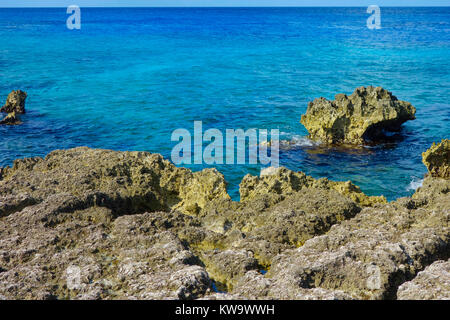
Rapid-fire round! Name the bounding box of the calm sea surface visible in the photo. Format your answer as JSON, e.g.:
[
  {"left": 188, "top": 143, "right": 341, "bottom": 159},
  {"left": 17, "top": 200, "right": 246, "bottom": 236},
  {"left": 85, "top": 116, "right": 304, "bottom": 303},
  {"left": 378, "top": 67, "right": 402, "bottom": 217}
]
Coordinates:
[{"left": 0, "top": 7, "right": 449, "bottom": 200}]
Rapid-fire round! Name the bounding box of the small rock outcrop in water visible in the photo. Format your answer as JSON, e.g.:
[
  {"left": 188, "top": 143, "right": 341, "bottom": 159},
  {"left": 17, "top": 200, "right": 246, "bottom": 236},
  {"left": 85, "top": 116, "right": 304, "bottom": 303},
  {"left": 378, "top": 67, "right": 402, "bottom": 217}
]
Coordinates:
[
  {"left": 0, "top": 111, "right": 22, "bottom": 125},
  {"left": 0, "top": 90, "right": 27, "bottom": 126},
  {"left": 422, "top": 139, "right": 449, "bottom": 179},
  {"left": 0, "top": 144, "right": 448, "bottom": 300},
  {"left": 1, "top": 90, "right": 27, "bottom": 114},
  {"left": 300, "top": 86, "right": 416, "bottom": 145}
]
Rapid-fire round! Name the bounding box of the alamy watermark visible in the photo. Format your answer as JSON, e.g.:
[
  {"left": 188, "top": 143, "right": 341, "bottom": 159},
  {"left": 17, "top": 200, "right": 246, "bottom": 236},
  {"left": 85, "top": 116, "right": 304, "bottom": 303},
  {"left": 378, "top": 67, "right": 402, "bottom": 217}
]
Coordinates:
[
  {"left": 66, "top": 5, "right": 81, "bottom": 30},
  {"left": 64, "top": 6, "right": 378, "bottom": 170},
  {"left": 367, "top": 5, "right": 381, "bottom": 29},
  {"left": 65, "top": 5, "right": 379, "bottom": 31},
  {"left": 171, "top": 121, "right": 279, "bottom": 167}
]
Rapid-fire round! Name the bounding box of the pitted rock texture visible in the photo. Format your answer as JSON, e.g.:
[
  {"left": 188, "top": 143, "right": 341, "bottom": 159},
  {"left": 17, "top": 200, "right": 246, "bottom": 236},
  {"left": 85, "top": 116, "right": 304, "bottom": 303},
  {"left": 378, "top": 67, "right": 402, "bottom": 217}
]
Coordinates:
[
  {"left": 1, "top": 90, "right": 27, "bottom": 114},
  {"left": 240, "top": 166, "right": 386, "bottom": 207},
  {"left": 300, "top": 86, "right": 416, "bottom": 145},
  {"left": 397, "top": 260, "right": 450, "bottom": 300},
  {"left": 0, "top": 147, "right": 230, "bottom": 216},
  {"left": 258, "top": 178, "right": 449, "bottom": 300},
  {"left": 0, "top": 145, "right": 448, "bottom": 300},
  {"left": 422, "top": 139, "right": 449, "bottom": 179}
]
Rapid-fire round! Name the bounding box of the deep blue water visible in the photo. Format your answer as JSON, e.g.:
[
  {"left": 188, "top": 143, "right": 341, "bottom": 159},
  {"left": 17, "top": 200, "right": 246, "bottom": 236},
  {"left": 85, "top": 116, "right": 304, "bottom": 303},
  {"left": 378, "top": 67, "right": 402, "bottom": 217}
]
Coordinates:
[{"left": 0, "top": 7, "right": 449, "bottom": 201}]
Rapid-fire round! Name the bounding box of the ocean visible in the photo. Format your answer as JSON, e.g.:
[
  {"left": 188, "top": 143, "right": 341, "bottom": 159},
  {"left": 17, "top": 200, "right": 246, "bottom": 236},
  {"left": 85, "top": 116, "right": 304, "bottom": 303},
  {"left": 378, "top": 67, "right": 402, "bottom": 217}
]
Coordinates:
[{"left": 0, "top": 7, "right": 449, "bottom": 200}]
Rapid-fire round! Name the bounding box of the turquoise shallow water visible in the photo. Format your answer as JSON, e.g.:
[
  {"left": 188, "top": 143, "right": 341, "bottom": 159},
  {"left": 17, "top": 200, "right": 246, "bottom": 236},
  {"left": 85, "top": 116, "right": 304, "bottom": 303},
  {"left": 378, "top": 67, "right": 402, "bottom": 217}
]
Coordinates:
[{"left": 0, "top": 7, "right": 449, "bottom": 200}]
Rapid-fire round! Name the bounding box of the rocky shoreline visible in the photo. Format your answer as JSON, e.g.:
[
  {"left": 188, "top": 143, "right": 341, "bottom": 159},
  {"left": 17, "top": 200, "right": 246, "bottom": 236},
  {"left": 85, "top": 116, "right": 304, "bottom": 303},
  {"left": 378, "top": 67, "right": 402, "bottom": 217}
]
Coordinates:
[{"left": 0, "top": 140, "right": 448, "bottom": 300}]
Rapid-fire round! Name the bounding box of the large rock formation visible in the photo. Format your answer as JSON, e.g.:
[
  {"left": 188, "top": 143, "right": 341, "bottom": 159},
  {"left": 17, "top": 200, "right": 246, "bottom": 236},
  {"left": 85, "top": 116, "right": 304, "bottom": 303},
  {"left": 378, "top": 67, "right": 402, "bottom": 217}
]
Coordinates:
[
  {"left": 1, "top": 90, "right": 27, "bottom": 114},
  {"left": 0, "top": 144, "right": 448, "bottom": 300},
  {"left": 422, "top": 139, "right": 449, "bottom": 179},
  {"left": 300, "top": 86, "right": 416, "bottom": 145},
  {"left": 0, "top": 147, "right": 230, "bottom": 217}
]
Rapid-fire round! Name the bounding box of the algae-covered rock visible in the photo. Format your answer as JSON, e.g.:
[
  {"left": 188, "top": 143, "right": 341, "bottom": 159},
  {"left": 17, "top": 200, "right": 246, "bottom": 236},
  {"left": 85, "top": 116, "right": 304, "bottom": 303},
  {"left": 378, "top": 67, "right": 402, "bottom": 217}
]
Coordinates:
[
  {"left": 1, "top": 90, "right": 27, "bottom": 114},
  {"left": 422, "top": 139, "right": 449, "bottom": 179},
  {"left": 300, "top": 86, "right": 416, "bottom": 145},
  {"left": 240, "top": 166, "right": 386, "bottom": 207},
  {"left": 0, "top": 111, "right": 22, "bottom": 125},
  {"left": 259, "top": 178, "right": 450, "bottom": 300},
  {"left": 0, "top": 147, "right": 229, "bottom": 215},
  {"left": 0, "top": 146, "right": 448, "bottom": 300},
  {"left": 200, "top": 250, "right": 259, "bottom": 291}
]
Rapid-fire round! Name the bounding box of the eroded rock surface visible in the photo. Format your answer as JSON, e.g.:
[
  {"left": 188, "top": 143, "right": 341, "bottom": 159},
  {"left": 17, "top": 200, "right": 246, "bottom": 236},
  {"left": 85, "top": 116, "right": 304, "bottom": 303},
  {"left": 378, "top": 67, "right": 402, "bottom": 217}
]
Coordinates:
[
  {"left": 0, "top": 147, "right": 230, "bottom": 216},
  {"left": 397, "top": 260, "right": 450, "bottom": 300},
  {"left": 300, "top": 86, "right": 416, "bottom": 145},
  {"left": 259, "top": 179, "right": 449, "bottom": 299},
  {"left": 1, "top": 90, "right": 27, "bottom": 114},
  {"left": 240, "top": 166, "right": 386, "bottom": 207},
  {"left": 0, "top": 145, "right": 448, "bottom": 300},
  {"left": 422, "top": 139, "right": 449, "bottom": 179}
]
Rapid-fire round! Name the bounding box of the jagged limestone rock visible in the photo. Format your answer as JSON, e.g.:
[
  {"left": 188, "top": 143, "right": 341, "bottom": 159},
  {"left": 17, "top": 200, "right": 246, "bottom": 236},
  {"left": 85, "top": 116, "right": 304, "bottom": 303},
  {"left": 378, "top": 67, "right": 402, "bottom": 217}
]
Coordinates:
[
  {"left": 300, "top": 86, "right": 416, "bottom": 145},
  {"left": 239, "top": 166, "right": 386, "bottom": 207},
  {"left": 1, "top": 90, "right": 27, "bottom": 114},
  {"left": 200, "top": 250, "right": 259, "bottom": 291},
  {"left": 0, "top": 193, "right": 37, "bottom": 218},
  {"left": 0, "top": 146, "right": 448, "bottom": 300},
  {"left": 0, "top": 147, "right": 230, "bottom": 216},
  {"left": 0, "top": 204, "right": 213, "bottom": 299},
  {"left": 0, "top": 111, "right": 22, "bottom": 125},
  {"left": 250, "top": 178, "right": 449, "bottom": 300},
  {"left": 422, "top": 139, "right": 449, "bottom": 179},
  {"left": 397, "top": 260, "right": 450, "bottom": 300}
]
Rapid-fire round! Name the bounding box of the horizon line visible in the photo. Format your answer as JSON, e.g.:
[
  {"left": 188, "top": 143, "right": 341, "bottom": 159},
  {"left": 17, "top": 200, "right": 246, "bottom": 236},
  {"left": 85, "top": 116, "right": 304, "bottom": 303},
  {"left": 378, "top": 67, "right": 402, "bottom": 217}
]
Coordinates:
[{"left": 1, "top": 5, "right": 450, "bottom": 8}]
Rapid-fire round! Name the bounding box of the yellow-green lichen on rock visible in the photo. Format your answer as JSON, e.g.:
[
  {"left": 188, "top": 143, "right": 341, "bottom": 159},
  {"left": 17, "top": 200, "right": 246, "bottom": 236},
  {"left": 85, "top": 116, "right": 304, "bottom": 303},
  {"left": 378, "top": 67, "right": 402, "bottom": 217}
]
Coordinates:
[
  {"left": 0, "top": 147, "right": 230, "bottom": 216},
  {"left": 240, "top": 166, "right": 386, "bottom": 207},
  {"left": 1, "top": 90, "right": 27, "bottom": 114},
  {"left": 0, "top": 146, "right": 448, "bottom": 300},
  {"left": 0, "top": 111, "right": 22, "bottom": 125},
  {"left": 422, "top": 139, "right": 449, "bottom": 179},
  {"left": 300, "top": 86, "right": 416, "bottom": 145}
]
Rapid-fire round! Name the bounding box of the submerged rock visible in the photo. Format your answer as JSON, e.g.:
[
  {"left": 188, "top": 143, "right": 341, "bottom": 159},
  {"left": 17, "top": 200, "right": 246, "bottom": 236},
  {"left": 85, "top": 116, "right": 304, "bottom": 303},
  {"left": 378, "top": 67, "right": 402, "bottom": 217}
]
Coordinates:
[
  {"left": 0, "top": 111, "right": 22, "bottom": 125},
  {"left": 422, "top": 139, "right": 449, "bottom": 179},
  {"left": 300, "top": 86, "right": 416, "bottom": 145},
  {"left": 1, "top": 90, "right": 27, "bottom": 114},
  {"left": 0, "top": 145, "right": 448, "bottom": 300}
]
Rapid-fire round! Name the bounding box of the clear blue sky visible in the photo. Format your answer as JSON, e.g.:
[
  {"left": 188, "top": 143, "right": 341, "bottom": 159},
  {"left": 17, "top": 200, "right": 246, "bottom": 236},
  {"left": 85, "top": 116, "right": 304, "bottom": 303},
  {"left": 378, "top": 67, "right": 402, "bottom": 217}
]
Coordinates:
[{"left": 0, "top": 0, "right": 448, "bottom": 7}]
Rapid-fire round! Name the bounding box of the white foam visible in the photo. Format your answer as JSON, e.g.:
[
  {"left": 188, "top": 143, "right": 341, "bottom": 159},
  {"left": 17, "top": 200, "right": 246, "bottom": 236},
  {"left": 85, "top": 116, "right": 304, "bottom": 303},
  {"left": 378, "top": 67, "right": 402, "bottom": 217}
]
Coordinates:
[
  {"left": 280, "top": 135, "right": 317, "bottom": 148},
  {"left": 407, "top": 178, "right": 424, "bottom": 191},
  {"left": 260, "top": 166, "right": 282, "bottom": 177}
]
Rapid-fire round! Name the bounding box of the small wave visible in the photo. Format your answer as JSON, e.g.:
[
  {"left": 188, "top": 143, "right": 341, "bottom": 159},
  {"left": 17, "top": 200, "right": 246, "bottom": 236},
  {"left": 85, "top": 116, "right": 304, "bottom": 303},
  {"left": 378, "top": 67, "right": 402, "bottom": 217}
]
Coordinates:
[
  {"left": 280, "top": 135, "right": 318, "bottom": 148},
  {"left": 406, "top": 178, "right": 424, "bottom": 191}
]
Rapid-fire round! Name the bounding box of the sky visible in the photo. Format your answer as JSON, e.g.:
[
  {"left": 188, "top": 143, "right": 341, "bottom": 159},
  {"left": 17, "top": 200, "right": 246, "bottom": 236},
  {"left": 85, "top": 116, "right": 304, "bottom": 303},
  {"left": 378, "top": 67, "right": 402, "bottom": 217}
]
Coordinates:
[{"left": 0, "top": 0, "right": 449, "bottom": 7}]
